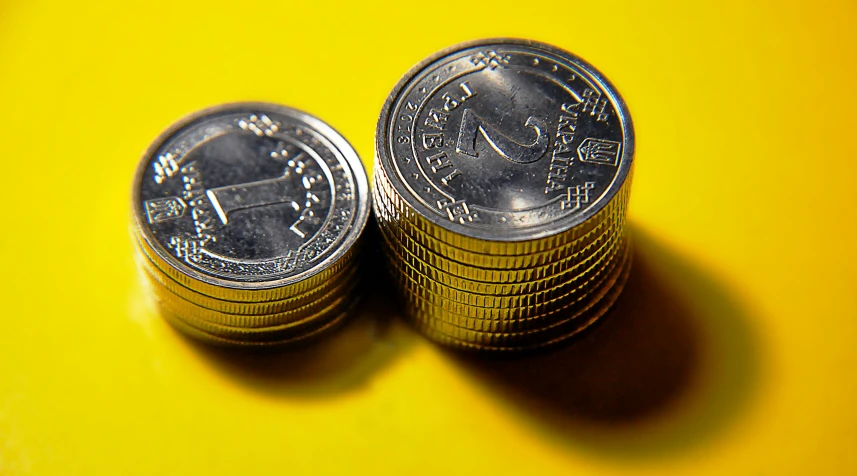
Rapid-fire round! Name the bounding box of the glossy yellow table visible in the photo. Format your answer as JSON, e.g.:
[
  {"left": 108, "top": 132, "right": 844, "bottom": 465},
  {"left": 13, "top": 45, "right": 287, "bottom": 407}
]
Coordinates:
[{"left": 1, "top": 1, "right": 855, "bottom": 474}]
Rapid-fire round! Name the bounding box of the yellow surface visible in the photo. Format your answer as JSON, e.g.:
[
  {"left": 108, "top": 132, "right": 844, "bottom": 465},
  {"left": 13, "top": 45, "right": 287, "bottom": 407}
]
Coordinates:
[{"left": 1, "top": 0, "right": 855, "bottom": 474}]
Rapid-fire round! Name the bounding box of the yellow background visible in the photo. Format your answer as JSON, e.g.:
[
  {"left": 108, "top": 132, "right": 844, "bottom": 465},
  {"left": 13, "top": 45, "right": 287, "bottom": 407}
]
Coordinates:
[{"left": 1, "top": 0, "right": 855, "bottom": 474}]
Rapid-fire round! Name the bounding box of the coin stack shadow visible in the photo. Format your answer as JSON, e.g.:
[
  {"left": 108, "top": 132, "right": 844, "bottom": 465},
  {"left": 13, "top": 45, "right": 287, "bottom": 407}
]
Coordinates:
[
  {"left": 373, "top": 39, "right": 635, "bottom": 352},
  {"left": 132, "top": 103, "right": 370, "bottom": 348}
]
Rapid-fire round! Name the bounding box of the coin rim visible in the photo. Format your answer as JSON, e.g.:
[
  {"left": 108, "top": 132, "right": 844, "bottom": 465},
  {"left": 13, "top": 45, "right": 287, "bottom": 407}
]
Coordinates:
[
  {"left": 160, "top": 306, "right": 352, "bottom": 347},
  {"left": 375, "top": 38, "right": 635, "bottom": 243},
  {"left": 136, "top": 243, "right": 359, "bottom": 315},
  {"left": 132, "top": 102, "right": 370, "bottom": 290},
  {"left": 407, "top": 249, "right": 632, "bottom": 352},
  {"left": 371, "top": 167, "right": 627, "bottom": 267}
]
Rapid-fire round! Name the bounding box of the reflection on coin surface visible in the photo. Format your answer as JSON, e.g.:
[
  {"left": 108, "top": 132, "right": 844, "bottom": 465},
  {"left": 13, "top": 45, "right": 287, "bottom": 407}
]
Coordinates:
[
  {"left": 134, "top": 103, "right": 370, "bottom": 290},
  {"left": 132, "top": 102, "right": 370, "bottom": 348},
  {"left": 377, "top": 38, "right": 633, "bottom": 243},
  {"left": 374, "top": 39, "right": 636, "bottom": 352}
]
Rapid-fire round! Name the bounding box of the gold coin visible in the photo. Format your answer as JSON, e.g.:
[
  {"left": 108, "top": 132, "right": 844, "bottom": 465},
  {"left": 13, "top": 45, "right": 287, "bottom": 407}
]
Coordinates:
[
  {"left": 376, "top": 205, "right": 621, "bottom": 283},
  {"left": 390, "top": 237, "right": 628, "bottom": 322},
  {"left": 393, "top": 241, "right": 628, "bottom": 334},
  {"left": 383, "top": 229, "right": 624, "bottom": 310},
  {"left": 163, "top": 293, "right": 356, "bottom": 341},
  {"left": 374, "top": 182, "right": 624, "bottom": 275},
  {"left": 388, "top": 232, "right": 617, "bottom": 317},
  {"left": 136, "top": 248, "right": 359, "bottom": 315},
  {"left": 377, "top": 221, "right": 623, "bottom": 296},
  {"left": 372, "top": 177, "right": 626, "bottom": 269},
  {"left": 372, "top": 158, "right": 633, "bottom": 255},
  {"left": 407, "top": 249, "right": 632, "bottom": 351},
  {"left": 159, "top": 307, "right": 352, "bottom": 348},
  {"left": 133, "top": 226, "right": 361, "bottom": 302},
  {"left": 149, "top": 274, "right": 358, "bottom": 328}
]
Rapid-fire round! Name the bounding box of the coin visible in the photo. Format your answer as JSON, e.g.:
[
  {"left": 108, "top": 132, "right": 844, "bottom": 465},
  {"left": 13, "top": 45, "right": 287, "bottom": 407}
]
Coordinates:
[
  {"left": 163, "top": 293, "right": 356, "bottom": 341},
  {"left": 133, "top": 102, "right": 370, "bottom": 301},
  {"left": 384, "top": 232, "right": 625, "bottom": 311},
  {"left": 373, "top": 157, "right": 633, "bottom": 256},
  {"left": 378, "top": 219, "right": 623, "bottom": 295},
  {"left": 374, "top": 39, "right": 635, "bottom": 351},
  {"left": 390, "top": 237, "right": 628, "bottom": 321},
  {"left": 132, "top": 102, "right": 369, "bottom": 346},
  {"left": 372, "top": 174, "right": 627, "bottom": 269},
  {"left": 379, "top": 221, "right": 623, "bottom": 298},
  {"left": 375, "top": 40, "right": 633, "bottom": 254},
  {"left": 159, "top": 307, "right": 352, "bottom": 348},
  {"left": 134, "top": 223, "right": 360, "bottom": 302},
  {"left": 149, "top": 271, "right": 358, "bottom": 328},
  {"left": 135, "top": 234, "right": 359, "bottom": 315},
  {"left": 376, "top": 202, "right": 622, "bottom": 283},
  {"left": 409, "top": 250, "right": 632, "bottom": 350}
]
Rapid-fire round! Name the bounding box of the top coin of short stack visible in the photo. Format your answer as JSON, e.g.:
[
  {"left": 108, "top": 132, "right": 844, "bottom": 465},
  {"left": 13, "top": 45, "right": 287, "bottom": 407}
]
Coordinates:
[
  {"left": 373, "top": 39, "right": 635, "bottom": 352},
  {"left": 132, "top": 103, "right": 370, "bottom": 347}
]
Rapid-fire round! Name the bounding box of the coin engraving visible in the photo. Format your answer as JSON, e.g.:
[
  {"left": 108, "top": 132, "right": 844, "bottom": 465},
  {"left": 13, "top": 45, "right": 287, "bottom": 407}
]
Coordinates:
[
  {"left": 206, "top": 168, "right": 300, "bottom": 226},
  {"left": 581, "top": 88, "right": 611, "bottom": 123},
  {"left": 372, "top": 39, "right": 635, "bottom": 352},
  {"left": 134, "top": 102, "right": 369, "bottom": 347},
  {"left": 137, "top": 106, "right": 364, "bottom": 282},
  {"left": 545, "top": 102, "right": 581, "bottom": 194},
  {"left": 179, "top": 160, "right": 217, "bottom": 247},
  {"left": 237, "top": 113, "right": 280, "bottom": 137},
  {"left": 152, "top": 151, "right": 180, "bottom": 184},
  {"left": 454, "top": 109, "right": 549, "bottom": 164},
  {"left": 469, "top": 50, "right": 511, "bottom": 69},
  {"left": 144, "top": 197, "right": 187, "bottom": 224},
  {"left": 378, "top": 40, "right": 633, "bottom": 240},
  {"left": 560, "top": 182, "right": 596, "bottom": 211},
  {"left": 440, "top": 199, "right": 479, "bottom": 224},
  {"left": 577, "top": 138, "right": 621, "bottom": 166}
]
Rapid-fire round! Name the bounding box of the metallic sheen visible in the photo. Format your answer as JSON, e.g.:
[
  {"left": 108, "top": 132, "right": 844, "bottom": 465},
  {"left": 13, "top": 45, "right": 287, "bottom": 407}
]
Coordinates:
[
  {"left": 134, "top": 103, "right": 370, "bottom": 292},
  {"left": 132, "top": 102, "right": 369, "bottom": 347},
  {"left": 373, "top": 39, "right": 636, "bottom": 352},
  {"left": 376, "top": 38, "right": 634, "bottom": 246}
]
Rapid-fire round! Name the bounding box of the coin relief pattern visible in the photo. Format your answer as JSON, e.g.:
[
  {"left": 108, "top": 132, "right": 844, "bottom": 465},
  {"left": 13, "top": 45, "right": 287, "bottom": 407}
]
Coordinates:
[
  {"left": 139, "top": 111, "right": 359, "bottom": 282},
  {"left": 385, "top": 46, "right": 627, "bottom": 230},
  {"left": 133, "top": 103, "right": 369, "bottom": 347}
]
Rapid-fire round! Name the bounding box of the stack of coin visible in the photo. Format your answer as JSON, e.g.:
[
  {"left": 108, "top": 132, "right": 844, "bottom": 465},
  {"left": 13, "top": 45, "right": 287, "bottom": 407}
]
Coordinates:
[
  {"left": 132, "top": 103, "right": 370, "bottom": 347},
  {"left": 374, "top": 39, "right": 635, "bottom": 352}
]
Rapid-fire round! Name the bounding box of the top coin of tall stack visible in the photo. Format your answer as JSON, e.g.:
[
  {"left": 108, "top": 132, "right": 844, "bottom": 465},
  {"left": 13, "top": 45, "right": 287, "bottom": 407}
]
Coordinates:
[
  {"left": 373, "top": 39, "right": 635, "bottom": 352},
  {"left": 132, "top": 103, "right": 370, "bottom": 347}
]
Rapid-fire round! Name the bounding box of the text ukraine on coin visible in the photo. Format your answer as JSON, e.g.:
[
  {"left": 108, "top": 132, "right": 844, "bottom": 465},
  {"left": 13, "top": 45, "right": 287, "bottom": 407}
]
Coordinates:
[
  {"left": 374, "top": 39, "right": 635, "bottom": 351},
  {"left": 131, "top": 103, "right": 370, "bottom": 346}
]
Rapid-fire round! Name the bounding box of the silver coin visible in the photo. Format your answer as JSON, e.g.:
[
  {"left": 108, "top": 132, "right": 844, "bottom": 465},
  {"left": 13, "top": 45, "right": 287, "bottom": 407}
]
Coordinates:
[
  {"left": 133, "top": 102, "right": 370, "bottom": 291},
  {"left": 376, "top": 38, "right": 634, "bottom": 243}
]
